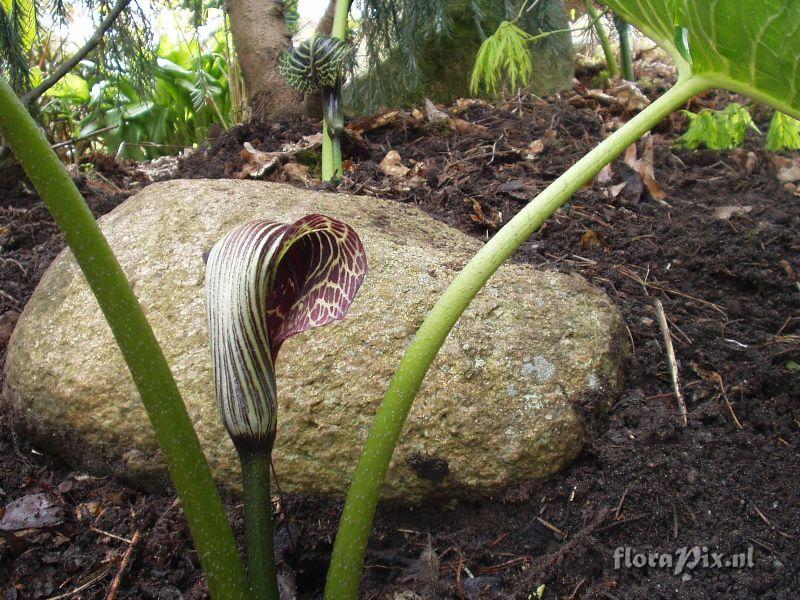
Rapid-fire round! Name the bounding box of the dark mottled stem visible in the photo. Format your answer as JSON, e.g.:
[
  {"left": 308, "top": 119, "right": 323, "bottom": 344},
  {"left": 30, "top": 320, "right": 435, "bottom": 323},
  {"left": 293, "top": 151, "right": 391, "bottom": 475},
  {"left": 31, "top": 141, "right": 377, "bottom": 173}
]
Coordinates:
[{"left": 239, "top": 450, "right": 279, "bottom": 600}]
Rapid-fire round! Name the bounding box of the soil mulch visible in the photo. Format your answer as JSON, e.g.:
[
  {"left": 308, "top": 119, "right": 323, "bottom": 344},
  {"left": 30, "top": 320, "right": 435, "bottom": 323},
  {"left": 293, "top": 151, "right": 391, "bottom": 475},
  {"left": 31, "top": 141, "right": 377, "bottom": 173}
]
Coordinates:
[{"left": 1, "top": 88, "right": 798, "bottom": 599}]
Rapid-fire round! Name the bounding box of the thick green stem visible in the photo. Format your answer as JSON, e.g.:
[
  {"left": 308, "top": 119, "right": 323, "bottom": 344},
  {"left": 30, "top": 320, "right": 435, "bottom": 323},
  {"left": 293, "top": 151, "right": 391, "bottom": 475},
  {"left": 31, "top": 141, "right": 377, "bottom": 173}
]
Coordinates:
[
  {"left": 587, "top": 1, "right": 619, "bottom": 79},
  {"left": 614, "top": 15, "right": 634, "bottom": 81},
  {"left": 321, "top": 0, "right": 350, "bottom": 181},
  {"left": 323, "top": 76, "right": 711, "bottom": 599},
  {"left": 0, "top": 78, "right": 251, "bottom": 599},
  {"left": 239, "top": 451, "right": 279, "bottom": 600}
]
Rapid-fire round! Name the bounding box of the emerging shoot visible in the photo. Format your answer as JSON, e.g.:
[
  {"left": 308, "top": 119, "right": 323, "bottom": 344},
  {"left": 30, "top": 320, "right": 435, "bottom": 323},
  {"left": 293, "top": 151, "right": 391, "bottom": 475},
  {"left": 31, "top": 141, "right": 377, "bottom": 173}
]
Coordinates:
[{"left": 205, "top": 214, "right": 366, "bottom": 599}]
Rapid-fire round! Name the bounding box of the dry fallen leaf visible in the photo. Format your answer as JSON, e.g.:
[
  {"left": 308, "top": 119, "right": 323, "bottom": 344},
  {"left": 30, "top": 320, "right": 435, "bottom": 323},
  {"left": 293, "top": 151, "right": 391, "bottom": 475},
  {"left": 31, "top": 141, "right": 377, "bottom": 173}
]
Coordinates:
[
  {"left": 770, "top": 154, "right": 800, "bottom": 184},
  {"left": 450, "top": 117, "right": 489, "bottom": 136},
  {"left": 585, "top": 89, "right": 615, "bottom": 106},
  {"left": 452, "top": 97, "right": 489, "bottom": 113},
  {"left": 612, "top": 81, "right": 651, "bottom": 112},
  {"left": 581, "top": 229, "right": 602, "bottom": 249},
  {"left": 596, "top": 164, "right": 613, "bottom": 184},
  {"left": 713, "top": 205, "right": 754, "bottom": 220},
  {"left": 637, "top": 135, "right": 667, "bottom": 201},
  {"left": 379, "top": 150, "right": 410, "bottom": 178},
  {"left": 282, "top": 162, "right": 313, "bottom": 184},
  {"left": 524, "top": 139, "right": 545, "bottom": 160},
  {"left": 0, "top": 494, "right": 63, "bottom": 531},
  {"left": 465, "top": 198, "right": 502, "bottom": 229},
  {"left": 347, "top": 110, "right": 401, "bottom": 135},
  {"left": 424, "top": 98, "right": 449, "bottom": 124},
  {"left": 731, "top": 149, "right": 758, "bottom": 176},
  {"left": 623, "top": 142, "right": 638, "bottom": 168},
  {"left": 239, "top": 134, "right": 323, "bottom": 179}
]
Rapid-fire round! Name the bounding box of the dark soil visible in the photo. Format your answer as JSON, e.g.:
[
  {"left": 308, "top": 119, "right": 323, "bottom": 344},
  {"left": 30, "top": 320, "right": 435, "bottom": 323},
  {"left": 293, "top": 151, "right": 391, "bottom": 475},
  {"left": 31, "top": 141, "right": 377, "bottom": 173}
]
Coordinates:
[{"left": 1, "top": 87, "right": 798, "bottom": 599}]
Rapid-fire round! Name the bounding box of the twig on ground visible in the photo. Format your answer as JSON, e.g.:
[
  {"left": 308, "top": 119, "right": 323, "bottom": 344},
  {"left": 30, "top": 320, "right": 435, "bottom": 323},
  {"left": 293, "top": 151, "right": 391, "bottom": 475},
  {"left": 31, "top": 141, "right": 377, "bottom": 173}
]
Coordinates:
[
  {"left": 105, "top": 530, "right": 141, "bottom": 600},
  {"left": 711, "top": 372, "right": 743, "bottom": 429},
  {"left": 535, "top": 516, "right": 566, "bottom": 539},
  {"left": 46, "top": 568, "right": 109, "bottom": 600},
  {"left": 654, "top": 299, "right": 688, "bottom": 426},
  {"left": 614, "top": 486, "right": 629, "bottom": 520},
  {"left": 615, "top": 265, "right": 728, "bottom": 319}
]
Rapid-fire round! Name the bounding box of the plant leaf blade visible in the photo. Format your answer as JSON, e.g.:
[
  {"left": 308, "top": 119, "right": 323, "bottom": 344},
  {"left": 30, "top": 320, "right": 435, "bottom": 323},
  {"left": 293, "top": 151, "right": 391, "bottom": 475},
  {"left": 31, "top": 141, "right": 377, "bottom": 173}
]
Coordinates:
[{"left": 604, "top": 0, "right": 800, "bottom": 118}]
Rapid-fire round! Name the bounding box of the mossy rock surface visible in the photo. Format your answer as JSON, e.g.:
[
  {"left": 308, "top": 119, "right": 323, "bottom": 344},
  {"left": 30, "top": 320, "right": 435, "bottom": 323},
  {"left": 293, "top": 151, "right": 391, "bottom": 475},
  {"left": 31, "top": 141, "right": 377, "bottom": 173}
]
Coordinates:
[{"left": 4, "top": 180, "right": 626, "bottom": 502}]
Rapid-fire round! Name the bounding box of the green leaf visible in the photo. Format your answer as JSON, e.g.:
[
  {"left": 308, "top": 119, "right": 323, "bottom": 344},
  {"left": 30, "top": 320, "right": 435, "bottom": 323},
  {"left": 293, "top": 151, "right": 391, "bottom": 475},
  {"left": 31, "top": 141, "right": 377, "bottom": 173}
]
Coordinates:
[
  {"left": 786, "top": 359, "right": 800, "bottom": 372},
  {"left": 604, "top": 0, "right": 800, "bottom": 119},
  {"left": 766, "top": 111, "right": 800, "bottom": 151},
  {"left": 676, "top": 102, "right": 759, "bottom": 150},
  {"left": 470, "top": 21, "right": 535, "bottom": 96},
  {"left": 44, "top": 73, "right": 90, "bottom": 104}
]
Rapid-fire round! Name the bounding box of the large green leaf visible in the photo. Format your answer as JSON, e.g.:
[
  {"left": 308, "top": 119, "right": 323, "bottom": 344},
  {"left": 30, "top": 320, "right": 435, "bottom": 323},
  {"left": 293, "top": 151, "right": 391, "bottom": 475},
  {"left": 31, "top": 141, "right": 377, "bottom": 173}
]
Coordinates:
[{"left": 604, "top": 0, "right": 800, "bottom": 118}]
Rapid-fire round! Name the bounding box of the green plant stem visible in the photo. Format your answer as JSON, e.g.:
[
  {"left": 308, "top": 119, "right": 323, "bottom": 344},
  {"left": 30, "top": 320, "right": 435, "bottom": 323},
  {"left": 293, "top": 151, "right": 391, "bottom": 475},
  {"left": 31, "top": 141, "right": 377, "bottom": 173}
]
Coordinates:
[
  {"left": 0, "top": 77, "right": 252, "bottom": 600},
  {"left": 323, "top": 76, "right": 711, "bottom": 600},
  {"left": 586, "top": 1, "right": 619, "bottom": 79},
  {"left": 239, "top": 450, "right": 279, "bottom": 600},
  {"left": 614, "top": 15, "right": 634, "bottom": 80},
  {"left": 321, "top": 0, "right": 351, "bottom": 181}
]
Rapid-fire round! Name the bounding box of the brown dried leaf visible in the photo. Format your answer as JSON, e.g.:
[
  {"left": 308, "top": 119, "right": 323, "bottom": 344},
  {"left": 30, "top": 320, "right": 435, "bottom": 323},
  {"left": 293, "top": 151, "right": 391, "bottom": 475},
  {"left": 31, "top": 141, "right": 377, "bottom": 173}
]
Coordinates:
[
  {"left": 379, "top": 150, "right": 410, "bottom": 178},
  {"left": 612, "top": 81, "right": 651, "bottom": 112},
  {"left": 347, "top": 110, "right": 401, "bottom": 135},
  {"left": 623, "top": 143, "right": 638, "bottom": 169},
  {"left": 282, "top": 162, "right": 313, "bottom": 184},
  {"left": 731, "top": 149, "right": 758, "bottom": 176},
  {"left": 596, "top": 164, "right": 613, "bottom": 184},
  {"left": 424, "top": 98, "right": 449, "bottom": 124},
  {"left": 524, "top": 139, "right": 546, "bottom": 160},
  {"left": 770, "top": 154, "right": 800, "bottom": 184},
  {"left": 713, "top": 205, "right": 754, "bottom": 220},
  {"left": 581, "top": 229, "right": 602, "bottom": 249},
  {"left": 637, "top": 135, "right": 667, "bottom": 201},
  {"left": 466, "top": 198, "right": 502, "bottom": 229},
  {"left": 0, "top": 494, "right": 63, "bottom": 531},
  {"left": 450, "top": 117, "right": 489, "bottom": 136}
]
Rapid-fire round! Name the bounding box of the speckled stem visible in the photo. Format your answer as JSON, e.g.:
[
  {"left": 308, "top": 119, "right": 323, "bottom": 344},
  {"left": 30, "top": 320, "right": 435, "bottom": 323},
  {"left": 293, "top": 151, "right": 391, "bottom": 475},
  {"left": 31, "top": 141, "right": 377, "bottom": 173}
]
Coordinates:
[
  {"left": 321, "top": 0, "right": 350, "bottom": 181},
  {"left": 0, "top": 77, "right": 251, "bottom": 599}
]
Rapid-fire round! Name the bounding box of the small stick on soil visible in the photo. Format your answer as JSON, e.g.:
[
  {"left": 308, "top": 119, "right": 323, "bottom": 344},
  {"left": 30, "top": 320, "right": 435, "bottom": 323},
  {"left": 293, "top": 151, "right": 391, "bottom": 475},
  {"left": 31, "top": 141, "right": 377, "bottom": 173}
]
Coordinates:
[
  {"left": 105, "top": 530, "right": 141, "bottom": 600},
  {"left": 711, "top": 372, "right": 743, "bottom": 429},
  {"left": 568, "top": 577, "right": 587, "bottom": 600},
  {"left": 46, "top": 568, "right": 110, "bottom": 600},
  {"left": 614, "top": 486, "right": 629, "bottom": 520},
  {"left": 535, "top": 516, "right": 566, "bottom": 539},
  {"left": 654, "top": 299, "right": 688, "bottom": 427}
]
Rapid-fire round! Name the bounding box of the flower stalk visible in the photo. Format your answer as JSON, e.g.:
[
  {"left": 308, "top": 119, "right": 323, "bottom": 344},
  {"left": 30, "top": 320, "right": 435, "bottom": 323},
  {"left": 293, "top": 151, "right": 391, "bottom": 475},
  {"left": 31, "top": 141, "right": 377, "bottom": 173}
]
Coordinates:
[
  {"left": 278, "top": 1, "right": 351, "bottom": 181},
  {"left": 206, "top": 216, "right": 366, "bottom": 600}
]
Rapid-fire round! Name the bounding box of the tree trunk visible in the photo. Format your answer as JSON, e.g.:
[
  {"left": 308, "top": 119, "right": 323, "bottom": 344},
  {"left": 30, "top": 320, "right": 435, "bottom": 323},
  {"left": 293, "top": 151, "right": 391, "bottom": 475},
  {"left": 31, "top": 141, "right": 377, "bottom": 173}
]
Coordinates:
[{"left": 227, "top": 0, "right": 301, "bottom": 119}]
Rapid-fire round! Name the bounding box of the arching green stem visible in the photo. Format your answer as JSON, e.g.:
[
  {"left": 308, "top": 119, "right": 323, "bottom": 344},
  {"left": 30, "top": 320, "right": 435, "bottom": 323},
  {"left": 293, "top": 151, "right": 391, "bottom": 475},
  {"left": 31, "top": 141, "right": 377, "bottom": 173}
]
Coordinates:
[
  {"left": 239, "top": 450, "right": 279, "bottom": 600},
  {"left": 321, "top": 0, "right": 351, "bottom": 181},
  {"left": 323, "top": 76, "right": 712, "bottom": 599},
  {"left": 0, "top": 77, "right": 252, "bottom": 600}
]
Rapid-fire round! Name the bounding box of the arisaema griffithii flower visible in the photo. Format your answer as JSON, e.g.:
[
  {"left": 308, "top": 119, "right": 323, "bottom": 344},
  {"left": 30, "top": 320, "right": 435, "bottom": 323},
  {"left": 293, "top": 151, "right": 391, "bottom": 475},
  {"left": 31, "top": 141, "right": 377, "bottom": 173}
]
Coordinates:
[{"left": 205, "top": 214, "right": 367, "bottom": 453}]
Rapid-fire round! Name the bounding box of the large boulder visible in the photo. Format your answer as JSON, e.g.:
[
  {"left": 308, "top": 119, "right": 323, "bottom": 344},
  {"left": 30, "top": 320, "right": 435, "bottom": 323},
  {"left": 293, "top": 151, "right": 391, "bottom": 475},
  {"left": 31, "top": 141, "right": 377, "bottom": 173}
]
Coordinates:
[{"left": 4, "top": 180, "right": 626, "bottom": 502}]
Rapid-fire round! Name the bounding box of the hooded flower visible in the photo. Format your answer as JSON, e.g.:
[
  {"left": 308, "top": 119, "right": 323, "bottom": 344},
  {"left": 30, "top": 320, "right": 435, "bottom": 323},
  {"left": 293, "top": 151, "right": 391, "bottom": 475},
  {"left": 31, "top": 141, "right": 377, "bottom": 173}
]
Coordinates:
[{"left": 205, "top": 214, "right": 367, "bottom": 451}]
